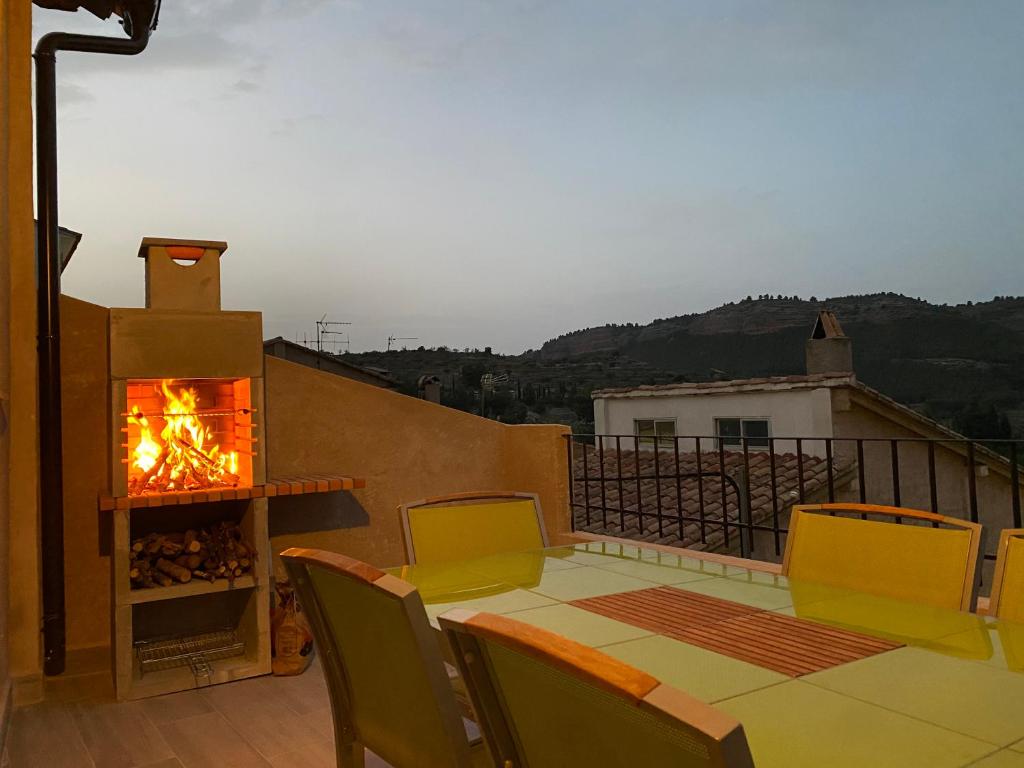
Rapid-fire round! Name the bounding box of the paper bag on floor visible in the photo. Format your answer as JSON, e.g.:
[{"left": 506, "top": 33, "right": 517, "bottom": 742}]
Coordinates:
[{"left": 271, "top": 580, "right": 314, "bottom": 676}]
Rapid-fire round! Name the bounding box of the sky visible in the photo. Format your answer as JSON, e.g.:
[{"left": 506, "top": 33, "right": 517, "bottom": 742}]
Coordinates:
[{"left": 32, "top": 0, "right": 1024, "bottom": 353}]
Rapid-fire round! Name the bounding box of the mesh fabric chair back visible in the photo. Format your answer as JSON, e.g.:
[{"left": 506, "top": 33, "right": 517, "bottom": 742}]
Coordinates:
[
  {"left": 990, "top": 529, "right": 1024, "bottom": 622},
  {"left": 400, "top": 492, "right": 548, "bottom": 565},
  {"left": 782, "top": 504, "right": 982, "bottom": 611},
  {"left": 440, "top": 609, "right": 754, "bottom": 768},
  {"left": 281, "top": 548, "right": 475, "bottom": 768}
]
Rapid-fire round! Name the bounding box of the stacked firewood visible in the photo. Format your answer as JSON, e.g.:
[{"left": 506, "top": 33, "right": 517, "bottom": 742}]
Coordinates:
[{"left": 130, "top": 521, "right": 256, "bottom": 589}]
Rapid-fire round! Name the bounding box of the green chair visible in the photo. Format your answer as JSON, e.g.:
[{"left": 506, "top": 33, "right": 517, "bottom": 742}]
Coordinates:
[
  {"left": 281, "top": 548, "right": 487, "bottom": 768},
  {"left": 399, "top": 491, "right": 548, "bottom": 565},
  {"left": 782, "top": 504, "right": 983, "bottom": 611},
  {"left": 440, "top": 608, "right": 755, "bottom": 768}
]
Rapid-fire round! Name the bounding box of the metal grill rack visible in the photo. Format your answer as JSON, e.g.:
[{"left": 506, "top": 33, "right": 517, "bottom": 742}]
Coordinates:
[{"left": 136, "top": 628, "right": 245, "bottom": 684}]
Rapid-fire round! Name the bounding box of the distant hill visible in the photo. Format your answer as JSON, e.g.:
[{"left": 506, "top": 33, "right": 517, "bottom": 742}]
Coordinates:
[{"left": 343, "top": 293, "right": 1024, "bottom": 437}]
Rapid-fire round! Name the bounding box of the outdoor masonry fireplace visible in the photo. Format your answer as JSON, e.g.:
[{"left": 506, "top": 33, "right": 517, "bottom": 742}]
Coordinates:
[{"left": 98, "top": 238, "right": 364, "bottom": 700}]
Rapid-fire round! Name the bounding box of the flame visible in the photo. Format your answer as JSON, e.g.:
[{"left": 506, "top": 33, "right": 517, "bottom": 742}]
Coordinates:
[{"left": 127, "top": 380, "right": 240, "bottom": 495}]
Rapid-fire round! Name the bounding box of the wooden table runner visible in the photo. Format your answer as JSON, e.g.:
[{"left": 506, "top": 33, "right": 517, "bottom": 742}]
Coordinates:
[{"left": 571, "top": 586, "right": 902, "bottom": 677}]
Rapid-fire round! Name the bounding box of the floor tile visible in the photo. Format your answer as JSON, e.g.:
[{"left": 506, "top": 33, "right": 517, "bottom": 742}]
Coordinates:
[
  {"left": 71, "top": 698, "right": 175, "bottom": 768},
  {"left": 267, "top": 666, "right": 330, "bottom": 716},
  {"left": 267, "top": 737, "right": 336, "bottom": 768},
  {"left": 202, "top": 676, "right": 324, "bottom": 759},
  {"left": 156, "top": 711, "right": 272, "bottom": 768},
  {"left": 139, "top": 760, "right": 185, "bottom": 768},
  {"left": 717, "top": 680, "right": 995, "bottom": 768},
  {"left": 1012, "top": 739, "right": 1024, "bottom": 753},
  {"left": 303, "top": 705, "right": 336, "bottom": 742},
  {"left": 601, "top": 635, "right": 787, "bottom": 702},
  {"left": 502, "top": 603, "right": 654, "bottom": 647},
  {"left": 679, "top": 576, "right": 793, "bottom": 610},
  {"left": 592, "top": 558, "right": 717, "bottom": 585},
  {"left": 6, "top": 702, "right": 93, "bottom": 768},
  {"left": 526, "top": 567, "right": 657, "bottom": 602},
  {"left": 138, "top": 689, "right": 215, "bottom": 724},
  {"left": 804, "top": 646, "right": 1024, "bottom": 747}
]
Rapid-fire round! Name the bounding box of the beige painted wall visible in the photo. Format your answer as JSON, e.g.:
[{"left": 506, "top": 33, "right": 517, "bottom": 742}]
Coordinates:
[
  {"left": 595, "top": 387, "right": 835, "bottom": 457},
  {"left": 60, "top": 297, "right": 112, "bottom": 652},
  {"left": 2, "top": 0, "right": 40, "bottom": 691},
  {"left": 265, "top": 356, "right": 572, "bottom": 570}
]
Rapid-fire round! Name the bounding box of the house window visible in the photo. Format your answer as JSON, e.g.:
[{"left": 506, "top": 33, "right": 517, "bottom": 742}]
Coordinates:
[
  {"left": 634, "top": 419, "right": 676, "bottom": 448},
  {"left": 716, "top": 418, "right": 771, "bottom": 449}
]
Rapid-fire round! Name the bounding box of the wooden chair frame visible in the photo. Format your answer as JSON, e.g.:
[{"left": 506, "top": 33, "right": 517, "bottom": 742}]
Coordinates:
[
  {"left": 280, "top": 547, "right": 478, "bottom": 768},
  {"left": 399, "top": 491, "right": 549, "bottom": 565},
  {"left": 781, "top": 503, "right": 984, "bottom": 612},
  {"left": 439, "top": 608, "right": 755, "bottom": 768},
  {"left": 988, "top": 528, "right": 1024, "bottom": 620}
]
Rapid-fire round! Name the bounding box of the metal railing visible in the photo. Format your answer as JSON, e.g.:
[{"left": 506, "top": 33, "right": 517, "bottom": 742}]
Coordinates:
[{"left": 566, "top": 434, "right": 1024, "bottom": 561}]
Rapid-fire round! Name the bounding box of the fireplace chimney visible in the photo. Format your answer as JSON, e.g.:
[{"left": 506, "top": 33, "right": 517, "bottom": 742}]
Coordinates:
[
  {"left": 138, "top": 237, "right": 228, "bottom": 312},
  {"left": 806, "top": 310, "right": 853, "bottom": 375}
]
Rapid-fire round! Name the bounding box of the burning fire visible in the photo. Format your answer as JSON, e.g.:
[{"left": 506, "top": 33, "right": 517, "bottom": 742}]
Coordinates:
[{"left": 128, "top": 380, "right": 240, "bottom": 495}]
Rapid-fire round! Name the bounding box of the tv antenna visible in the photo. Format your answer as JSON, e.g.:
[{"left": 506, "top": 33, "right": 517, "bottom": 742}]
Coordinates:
[
  {"left": 316, "top": 315, "right": 352, "bottom": 353},
  {"left": 387, "top": 335, "right": 418, "bottom": 351}
]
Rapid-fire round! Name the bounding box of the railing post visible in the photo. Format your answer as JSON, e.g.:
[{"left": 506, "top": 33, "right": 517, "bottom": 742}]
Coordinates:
[
  {"left": 695, "top": 436, "right": 707, "bottom": 544},
  {"left": 566, "top": 435, "right": 576, "bottom": 532},
  {"left": 736, "top": 465, "right": 752, "bottom": 559},
  {"left": 967, "top": 442, "right": 979, "bottom": 524}
]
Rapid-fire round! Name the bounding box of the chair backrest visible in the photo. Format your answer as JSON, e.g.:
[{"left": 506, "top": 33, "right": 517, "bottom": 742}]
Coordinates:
[
  {"left": 399, "top": 491, "right": 548, "bottom": 565},
  {"left": 782, "top": 503, "right": 982, "bottom": 611},
  {"left": 280, "top": 548, "right": 474, "bottom": 768},
  {"left": 439, "top": 609, "right": 755, "bottom": 768},
  {"left": 989, "top": 528, "right": 1024, "bottom": 622}
]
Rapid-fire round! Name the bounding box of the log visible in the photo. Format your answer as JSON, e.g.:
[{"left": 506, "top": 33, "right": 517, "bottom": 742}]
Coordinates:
[{"left": 155, "top": 558, "right": 192, "bottom": 584}]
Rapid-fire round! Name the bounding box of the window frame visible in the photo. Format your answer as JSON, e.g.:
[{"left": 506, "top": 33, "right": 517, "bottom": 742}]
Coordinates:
[
  {"left": 633, "top": 418, "right": 677, "bottom": 449},
  {"left": 715, "top": 417, "right": 772, "bottom": 450}
]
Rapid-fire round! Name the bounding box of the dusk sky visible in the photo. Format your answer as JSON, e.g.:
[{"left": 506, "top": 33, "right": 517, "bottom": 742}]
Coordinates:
[{"left": 33, "top": 1, "right": 1024, "bottom": 353}]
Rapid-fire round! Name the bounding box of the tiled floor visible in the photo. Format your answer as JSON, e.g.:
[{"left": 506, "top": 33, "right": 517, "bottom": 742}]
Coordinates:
[{"left": 3, "top": 656, "right": 379, "bottom": 768}]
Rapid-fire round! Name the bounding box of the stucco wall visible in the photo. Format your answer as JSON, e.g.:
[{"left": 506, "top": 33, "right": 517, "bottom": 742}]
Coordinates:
[
  {"left": 595, "top": 387, "right": 835, "bottom": 457},
  {"left": 60, "top": 297, "right": 112, "bottom": 652},
  {"left": 832, "top": 395, "right": 1019, "bottom": 538},
  {"left": 2, "top": 0, "right": 38, "bottom": 698},
  {"left": 265, "top": 356, "right": 572, "bottom": 570}
]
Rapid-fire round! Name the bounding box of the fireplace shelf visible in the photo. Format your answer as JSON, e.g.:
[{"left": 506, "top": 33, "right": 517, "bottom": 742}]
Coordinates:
[
  {"left": 99, "top": 472, "right": 366, "bottom": 511},
  {"left": 123, "top": 574, "right": 257, "bottom": 606}
]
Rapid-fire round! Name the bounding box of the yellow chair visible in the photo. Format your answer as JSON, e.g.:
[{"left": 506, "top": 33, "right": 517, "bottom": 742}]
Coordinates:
[
  {"left": 782, "top": 503, "right": 982, "bottom": 611},
  {"left": 280, "top": 548, "right": 486, "bottom": 768},
  {"left": 989, "top": 528, "right": 1024, "bottom": 622},
  {"left": 439, "top": 609, "right": 755, "bottom": 768},
  {"left": 399, "top": 491, "right": 548, "bottom": 565}
]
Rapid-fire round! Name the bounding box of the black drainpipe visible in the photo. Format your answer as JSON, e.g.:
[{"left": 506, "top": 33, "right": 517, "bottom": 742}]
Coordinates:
[{"left": 34, "top": 0, "right": 159, "bottom": 677}]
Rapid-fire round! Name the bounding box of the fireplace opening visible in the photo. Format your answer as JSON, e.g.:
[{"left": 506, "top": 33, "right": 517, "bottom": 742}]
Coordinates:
[{"left": 124, "top": 378, "right": 255, "bottom": 496}]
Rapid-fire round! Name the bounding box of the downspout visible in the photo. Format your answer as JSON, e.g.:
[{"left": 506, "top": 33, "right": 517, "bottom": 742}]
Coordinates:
[{"left": 34, "top": 1, "right": 159, "bottom": 676}]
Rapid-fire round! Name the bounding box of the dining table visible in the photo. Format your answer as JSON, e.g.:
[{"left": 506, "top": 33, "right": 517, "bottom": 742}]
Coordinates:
[{"left": 388, "top": 540, "right": 1024, "bottom": 768}]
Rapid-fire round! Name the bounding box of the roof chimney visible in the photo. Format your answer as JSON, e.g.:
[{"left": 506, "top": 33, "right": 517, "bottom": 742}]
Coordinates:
[{"left": 806, "top": 310, "right": 853, "bottom": 375}]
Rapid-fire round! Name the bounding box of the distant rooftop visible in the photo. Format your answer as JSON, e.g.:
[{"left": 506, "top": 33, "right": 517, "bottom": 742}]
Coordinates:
[{"left": 591, "top": 373, "right": 856, "bottom": 400}]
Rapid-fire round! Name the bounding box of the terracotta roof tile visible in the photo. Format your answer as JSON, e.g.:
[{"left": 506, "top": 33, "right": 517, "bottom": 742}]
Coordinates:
[{"left": 571, "top": 446, "right": 852, "bottom": 552}]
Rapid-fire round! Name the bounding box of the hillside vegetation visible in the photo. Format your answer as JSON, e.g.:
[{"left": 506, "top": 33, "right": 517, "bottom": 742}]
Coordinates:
[{"left": 343, "top": 293, "right": 1024, "bottom": 437}]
